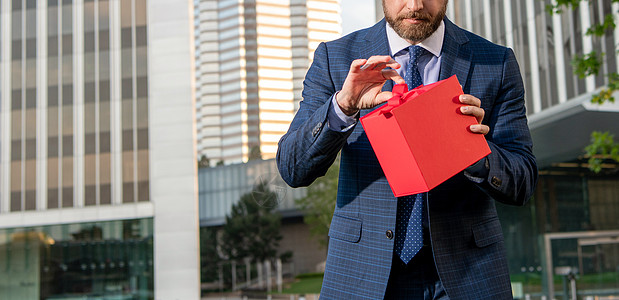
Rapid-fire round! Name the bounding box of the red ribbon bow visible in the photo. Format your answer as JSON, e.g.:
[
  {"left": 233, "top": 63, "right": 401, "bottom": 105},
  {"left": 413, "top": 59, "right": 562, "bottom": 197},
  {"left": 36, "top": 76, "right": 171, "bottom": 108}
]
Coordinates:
[{"left": 379, "top": 84, "right": 424, "bottom": 117}]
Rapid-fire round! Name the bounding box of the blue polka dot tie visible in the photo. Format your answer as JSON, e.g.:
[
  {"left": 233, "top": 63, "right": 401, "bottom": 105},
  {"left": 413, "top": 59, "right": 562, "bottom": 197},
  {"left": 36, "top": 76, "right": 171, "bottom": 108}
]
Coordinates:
[
  {"left": 395, "top": 45, "right": 427, "bottom": 264},
  {"left": 395, "top": 194, "right": 425, "bottom": 264},
  {"left": 404, "top": 45, "right": 426, "bottom": 90}
]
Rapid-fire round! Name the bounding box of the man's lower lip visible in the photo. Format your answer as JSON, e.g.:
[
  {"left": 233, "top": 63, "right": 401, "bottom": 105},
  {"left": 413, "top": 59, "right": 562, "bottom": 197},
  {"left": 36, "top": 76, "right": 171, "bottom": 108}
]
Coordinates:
[{"left": 404, "top": 18, "right": 426, "bottom": 24}]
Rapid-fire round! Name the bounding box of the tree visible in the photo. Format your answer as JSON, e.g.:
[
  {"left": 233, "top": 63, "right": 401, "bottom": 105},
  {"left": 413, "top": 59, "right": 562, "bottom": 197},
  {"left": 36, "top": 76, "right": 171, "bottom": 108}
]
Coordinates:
[
  {"left": 248, "top": 145, "right": 262, "bottom": 161},
  {"left": 198, "top": 154, "right": 210, "bottom": 169},
  {"left": 295, "top": 156, "right": 339, "bottom": 249},
  {"left": 199, "top": 227, "right": 221, "bottom": 283},
  {"left": 219, "top": 182, "right": 289, "bottom": 263},
  {"left": 547, "top": 0, "right": 619, "bottom": 173}
]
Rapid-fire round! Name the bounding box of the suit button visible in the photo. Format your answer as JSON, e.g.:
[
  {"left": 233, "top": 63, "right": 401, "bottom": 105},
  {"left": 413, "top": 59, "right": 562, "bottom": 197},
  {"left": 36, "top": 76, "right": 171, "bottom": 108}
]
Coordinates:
[
  {"left": 312, "top": 122, "right": 322, "bottom": 137},
  {"left": 386, "top": 230, "right": 394, "bottom": 240},
  {"left": 491, "top": 176, "right": 502, "bottom": 188}
]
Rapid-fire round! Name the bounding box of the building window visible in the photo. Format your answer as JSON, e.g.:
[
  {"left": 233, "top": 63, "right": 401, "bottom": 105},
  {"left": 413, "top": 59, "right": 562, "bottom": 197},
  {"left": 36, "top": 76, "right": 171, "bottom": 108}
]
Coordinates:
[{"left": 0, "top": 219, "right": 154, "bottom": 299}]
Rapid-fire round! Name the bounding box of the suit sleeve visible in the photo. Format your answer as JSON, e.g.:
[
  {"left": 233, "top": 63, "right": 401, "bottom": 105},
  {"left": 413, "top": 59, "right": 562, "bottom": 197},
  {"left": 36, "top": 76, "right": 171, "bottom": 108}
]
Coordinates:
[
  {"left": 276, "top": 42, "right": 354, "bottom": 188},
  {"left": 480, "top": 48, "right": 538, "bottom": 206}
]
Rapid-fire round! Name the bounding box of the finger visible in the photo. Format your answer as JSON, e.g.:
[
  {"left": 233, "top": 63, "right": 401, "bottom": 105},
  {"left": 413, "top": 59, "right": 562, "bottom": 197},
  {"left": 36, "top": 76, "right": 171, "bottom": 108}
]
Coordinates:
[
  {"left": 371, "top": 62, "right": 389, "bottom": 70},
  {"left": 460, "top": 106, "right": 485, "bottom": 123},
  {"left": 384, "top": 55, "right": 402, "bottom": 69},
  {"left": 374, "top": 91, "right": 397, "bottom": 105},
  {"left": 371, "top": 60, "right": 401, "bottom": 71},
  {"left": 360, "top": 56, "right": 399, "bottom": 70},
  {"left": 351, "top": 59, "right": 368, "bottom": 71},
  {"left": 359, "top": 56, "right": 386, "bottom": 70},
  {"left": 382, "top": 69, "right": 405, "bottom": 85},
  {"left": 459, "top": 94, "right": 481, "bottom": 108},
  {"left": 359, "top": 63, "right": 374, "bottom": 70},
  {"left": 470, "top": 124, "right": 490, "bottom": 135},
  {"left": 366, "top": 62, "right": 401, "bottom": 71}
]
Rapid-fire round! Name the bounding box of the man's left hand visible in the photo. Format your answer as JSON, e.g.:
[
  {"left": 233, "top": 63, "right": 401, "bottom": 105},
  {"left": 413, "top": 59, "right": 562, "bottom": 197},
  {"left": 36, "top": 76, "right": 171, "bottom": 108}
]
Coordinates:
[{"left": 459, "top": 94, "right": 489, "bottom": 135}]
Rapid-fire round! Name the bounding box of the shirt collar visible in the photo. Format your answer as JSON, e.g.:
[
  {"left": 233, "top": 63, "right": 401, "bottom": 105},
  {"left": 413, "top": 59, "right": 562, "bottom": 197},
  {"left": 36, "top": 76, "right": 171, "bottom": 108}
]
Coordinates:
[{"left": 386, "top": 20, "right": 445, "bottom": 57}]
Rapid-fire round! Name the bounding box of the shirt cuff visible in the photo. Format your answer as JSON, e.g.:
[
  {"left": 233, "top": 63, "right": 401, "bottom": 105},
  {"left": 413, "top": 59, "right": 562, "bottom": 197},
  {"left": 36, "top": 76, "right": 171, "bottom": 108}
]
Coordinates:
[
  {"left": 327, "top": 92, "right": 358, "bottom": 132},
  {"left": 463, "top": 157, "right": 490, "bottom": 183}
]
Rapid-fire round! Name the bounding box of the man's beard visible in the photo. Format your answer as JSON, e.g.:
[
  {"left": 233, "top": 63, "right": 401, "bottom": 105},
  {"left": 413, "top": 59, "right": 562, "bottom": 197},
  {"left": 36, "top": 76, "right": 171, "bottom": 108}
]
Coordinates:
[{"left": 383, "top": 1, "right": 447, "bottom": 43}]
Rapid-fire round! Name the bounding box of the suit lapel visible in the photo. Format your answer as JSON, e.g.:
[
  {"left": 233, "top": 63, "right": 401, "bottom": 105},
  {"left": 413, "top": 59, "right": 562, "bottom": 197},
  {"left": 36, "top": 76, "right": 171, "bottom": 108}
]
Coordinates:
[
  {"left": 439, "top": 19, "right": 471, "bottom": 91},
  {"left": 361, "top": 19, "right": 394, "bottom": 92},
  {"left": 362, "top": 19, "right": 391, "bottom": 57}
]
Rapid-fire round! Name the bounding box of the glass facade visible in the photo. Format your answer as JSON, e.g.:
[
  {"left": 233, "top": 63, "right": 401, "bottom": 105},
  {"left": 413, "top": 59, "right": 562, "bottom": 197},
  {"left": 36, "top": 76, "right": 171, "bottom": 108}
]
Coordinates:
[
  {"left": 120, "top": 0, "right": 149, "bottom": 204},
  {"left": 46, "top": 0, "right": 75, "bottom": 209},
  {"left": 10, "top": 0, "right": 39, "bottom": 211},
  {"left": 83, "top": 0, "right": 114, "bottom": 206},
  {"left": 0, "top": 0, "right": 199, "bottom": 297},
  {"left": 198, "top": 158, "right": 305, "bottom": 224},
  {"left": 450, "top": 0, "right": 618, "bottom": 113},
  {"left": 0, "top": 218, "right": 153, "bottom": 300},
  {"left": 498, "top": 167, "right": 619, "bottom": 298},
  {"left": 194, "top": 0, "right": 341, "bottom": 165},
  {"left": 1, "top": 0, "right": 150, "bottom": 211}
]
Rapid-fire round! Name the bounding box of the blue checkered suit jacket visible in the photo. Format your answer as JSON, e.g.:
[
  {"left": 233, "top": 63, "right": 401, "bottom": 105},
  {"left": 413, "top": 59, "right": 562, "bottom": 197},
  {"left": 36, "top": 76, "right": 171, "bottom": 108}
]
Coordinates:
[{"left": 277, "top": 18, "right": 538, "bottom": 299}]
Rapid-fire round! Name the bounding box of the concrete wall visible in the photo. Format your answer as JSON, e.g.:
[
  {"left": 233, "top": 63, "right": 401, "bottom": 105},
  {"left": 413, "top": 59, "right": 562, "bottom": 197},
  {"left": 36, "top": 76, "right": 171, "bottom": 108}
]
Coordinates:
[
  {"left": 279, "top": 219, "right": 327, "bottom": 275},
  {"left": 147, "top": 0, "right": 200, "bottom": 299}
]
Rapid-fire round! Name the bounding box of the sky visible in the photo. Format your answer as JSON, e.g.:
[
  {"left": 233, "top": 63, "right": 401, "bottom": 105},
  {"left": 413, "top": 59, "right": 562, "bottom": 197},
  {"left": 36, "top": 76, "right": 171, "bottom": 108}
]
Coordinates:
[{"left": 341, "top": 0, "right": 377, "bottom": 35}]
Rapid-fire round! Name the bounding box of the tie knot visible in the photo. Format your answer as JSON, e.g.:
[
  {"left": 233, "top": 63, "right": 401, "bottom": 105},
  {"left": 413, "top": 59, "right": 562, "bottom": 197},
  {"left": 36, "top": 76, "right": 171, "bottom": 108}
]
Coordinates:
[{"left": 408, "top": 45, "right": 426, "bottom": 61}]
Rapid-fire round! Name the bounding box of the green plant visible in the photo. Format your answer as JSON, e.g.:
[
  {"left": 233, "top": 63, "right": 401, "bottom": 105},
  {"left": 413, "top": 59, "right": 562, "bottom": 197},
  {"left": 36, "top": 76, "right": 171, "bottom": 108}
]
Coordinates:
[
  {"left": 547, "top": 0, "right": 619, "bottom": 173},
  {"left": 585, "top": 131, "right": 619, "bottom": 173},
  {"left": 295, "top": 157, "right": 339, "bottom": 249},
  {"left": 220, "top": 182, "right": 290, "bottom": 263}
]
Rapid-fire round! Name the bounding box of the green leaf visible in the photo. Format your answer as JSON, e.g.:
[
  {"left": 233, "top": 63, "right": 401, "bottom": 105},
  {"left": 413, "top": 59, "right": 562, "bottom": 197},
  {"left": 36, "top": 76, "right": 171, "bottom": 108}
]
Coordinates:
[
  {"left": 545, "top": 0, "right": 583, "bottom": 15},
  {"left": 549, "top": 0, "right": 619, "bottom": 173},
  {"left": 591, "top": 73, "right": 619, "bottom": 105},
  {"left": 585, "top": 131, "right": 619, "bottom": 173},
  {"left": 571, "top": 51, "right": 602, "bottom": 78},
  {"left": 586, "top": 14, "right": 617, "bottom": 37}
]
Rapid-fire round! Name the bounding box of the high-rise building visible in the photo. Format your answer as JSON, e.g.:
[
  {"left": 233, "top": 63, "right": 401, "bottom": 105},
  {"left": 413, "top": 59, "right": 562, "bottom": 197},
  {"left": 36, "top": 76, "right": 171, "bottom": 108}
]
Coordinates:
[
  {"left": 0, "top": 0, "right": 199, "bottom": 299},
  {"left": 194, "top": 0, "right": 342, "bottom": 165}
]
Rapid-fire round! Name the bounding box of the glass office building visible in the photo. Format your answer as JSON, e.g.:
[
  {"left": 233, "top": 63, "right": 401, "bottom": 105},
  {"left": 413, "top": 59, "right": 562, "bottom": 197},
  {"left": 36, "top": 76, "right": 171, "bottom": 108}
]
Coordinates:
[
  {"left": 444, "top": 0, "right": 619, "bottom": 298},
  {"left": 193, "top": 0, "right": 342, "bottom": 165},
  {"left": 0, "top": 219, "right": 153, "bottom": 299},
  {"left": 0, "top": 0, "right": 199, "bottom": 299}
]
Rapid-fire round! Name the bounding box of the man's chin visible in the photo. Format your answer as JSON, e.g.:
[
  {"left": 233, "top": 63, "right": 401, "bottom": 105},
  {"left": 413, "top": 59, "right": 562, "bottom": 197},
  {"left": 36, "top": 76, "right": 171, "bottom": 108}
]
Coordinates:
[{"left": 394, "top": 27, "right": 433, "bottom": 42}]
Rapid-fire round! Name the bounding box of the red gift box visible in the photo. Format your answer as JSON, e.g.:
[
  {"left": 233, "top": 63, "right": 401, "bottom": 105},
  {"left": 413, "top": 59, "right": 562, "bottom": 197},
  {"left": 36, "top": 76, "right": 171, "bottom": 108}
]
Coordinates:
[{"left": 360, "top": 75, "right": 491, "bottom": 197}]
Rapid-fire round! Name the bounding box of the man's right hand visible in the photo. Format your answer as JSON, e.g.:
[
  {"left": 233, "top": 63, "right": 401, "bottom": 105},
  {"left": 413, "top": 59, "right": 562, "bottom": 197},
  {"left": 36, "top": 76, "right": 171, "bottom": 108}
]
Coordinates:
[{"left": 336, "top": 55, "right": 406, "bottom": 116}]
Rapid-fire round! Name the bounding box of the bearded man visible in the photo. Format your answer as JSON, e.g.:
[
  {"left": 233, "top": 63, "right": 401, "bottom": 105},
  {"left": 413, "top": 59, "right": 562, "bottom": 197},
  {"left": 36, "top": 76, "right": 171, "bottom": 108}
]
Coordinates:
[{"left": 277, "top": 0, "right": 538, "bottom": 299}]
